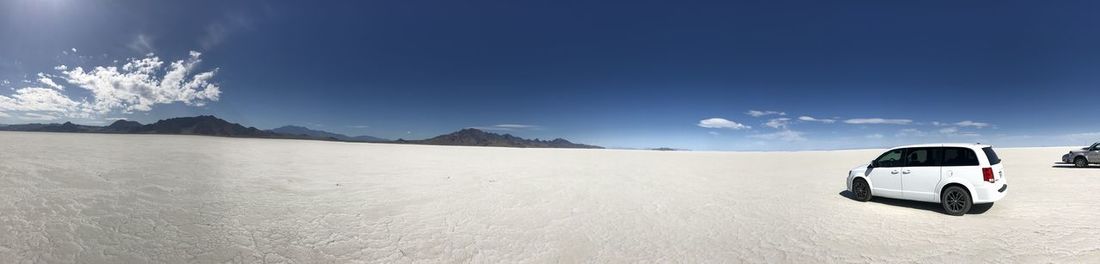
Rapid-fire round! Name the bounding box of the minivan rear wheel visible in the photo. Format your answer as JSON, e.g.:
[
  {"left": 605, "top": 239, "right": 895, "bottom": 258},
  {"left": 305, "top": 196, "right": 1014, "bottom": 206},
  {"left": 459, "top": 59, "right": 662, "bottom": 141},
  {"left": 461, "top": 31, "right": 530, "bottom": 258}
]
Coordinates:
[
  {"left": 852, "top": 178, "right": 871, "bottom": 202},
  {"left": 1075, "top": 157, "right": 1088, "bottom": 168},
  {"left": 941, "top": 186, "right": 972, "bottom": 216}
]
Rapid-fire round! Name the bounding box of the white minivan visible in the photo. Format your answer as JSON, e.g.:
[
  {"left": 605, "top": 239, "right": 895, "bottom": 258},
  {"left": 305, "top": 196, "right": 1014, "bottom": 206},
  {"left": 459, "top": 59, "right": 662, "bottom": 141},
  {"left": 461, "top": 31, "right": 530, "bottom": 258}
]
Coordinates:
[{"left": 846, "top": 143, "right": 1007, "bottom": 215}]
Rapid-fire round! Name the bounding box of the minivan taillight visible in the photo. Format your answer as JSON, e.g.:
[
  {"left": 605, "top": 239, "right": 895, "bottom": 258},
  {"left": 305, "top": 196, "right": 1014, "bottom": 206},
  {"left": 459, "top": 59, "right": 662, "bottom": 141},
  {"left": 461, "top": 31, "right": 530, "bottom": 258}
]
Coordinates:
[{"left": 982, "top": 167, "right": 995, "bottom": 183}]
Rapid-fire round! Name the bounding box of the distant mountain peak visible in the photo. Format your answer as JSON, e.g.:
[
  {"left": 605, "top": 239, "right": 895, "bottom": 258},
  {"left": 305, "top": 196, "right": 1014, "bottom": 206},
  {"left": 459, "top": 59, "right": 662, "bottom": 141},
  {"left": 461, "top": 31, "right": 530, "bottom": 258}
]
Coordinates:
[
  {"left": 269, "top": 125, "right": 389, "bottom": 142},
  {"left": 409, "top": 128, "right": 601, "bottom": 149},
  {"left": 134, "top": 115, "right": 275, "bottom": 137}
]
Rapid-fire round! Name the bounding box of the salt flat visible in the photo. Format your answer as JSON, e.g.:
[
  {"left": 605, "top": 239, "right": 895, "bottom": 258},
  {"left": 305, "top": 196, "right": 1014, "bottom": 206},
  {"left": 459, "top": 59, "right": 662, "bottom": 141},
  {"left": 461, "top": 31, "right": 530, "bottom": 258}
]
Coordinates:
[{"left": 1, "top": 131, "right": 1098, "bottom": 263}]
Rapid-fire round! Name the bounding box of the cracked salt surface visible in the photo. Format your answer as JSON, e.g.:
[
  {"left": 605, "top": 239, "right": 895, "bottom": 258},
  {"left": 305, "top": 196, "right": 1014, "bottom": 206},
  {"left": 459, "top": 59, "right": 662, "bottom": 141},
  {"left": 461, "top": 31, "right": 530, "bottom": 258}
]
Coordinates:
[{"left": 1, "top": 131, "right": 1099, "bottom": 263}]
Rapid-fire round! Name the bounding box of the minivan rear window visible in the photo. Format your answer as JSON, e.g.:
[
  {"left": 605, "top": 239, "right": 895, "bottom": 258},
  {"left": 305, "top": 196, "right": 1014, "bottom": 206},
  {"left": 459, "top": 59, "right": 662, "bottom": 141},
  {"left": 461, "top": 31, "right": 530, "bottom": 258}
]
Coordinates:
[
  {"left": 982, "top": 147, "right": 1001, "bottom": 165},
  {"left": 941, "top": 147, "right": 979, "bottom": 166}
]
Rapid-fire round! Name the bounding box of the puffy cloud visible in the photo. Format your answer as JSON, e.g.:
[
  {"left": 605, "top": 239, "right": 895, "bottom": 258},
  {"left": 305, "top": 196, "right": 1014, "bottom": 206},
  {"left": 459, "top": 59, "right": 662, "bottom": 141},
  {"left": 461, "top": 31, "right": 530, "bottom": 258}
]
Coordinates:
[
  {"left": 955, "top": 120, "right": 990, "bottom": 128},
  {"left": 749, "top": 130, "right": 806, "bottom": 141},
  {"left": 0, "top": 51, "right": 220, "bottom": 120},
  {"left": 746, "top": 110, "right": 785, "bottom": 117},
  {"left": 698, "top": 118, "right": 750, "bottom": 130},
  {"left": 844, "top": 118, "right": 913, "bottom": 125},
  {"left": 0, "top": 87, "right": 84, "bottom": 113},
  {"left": 764, "top": 118, "right": 790, "bottom": 129},
  {"left": 798, "top": 116, "right": 836, "bottom": 123},
  {"left": 60, "top": 51, "right": 221, "bottom": 113},
  {"left": 37, "top": 73, "right": 63, "bottom": 90}
]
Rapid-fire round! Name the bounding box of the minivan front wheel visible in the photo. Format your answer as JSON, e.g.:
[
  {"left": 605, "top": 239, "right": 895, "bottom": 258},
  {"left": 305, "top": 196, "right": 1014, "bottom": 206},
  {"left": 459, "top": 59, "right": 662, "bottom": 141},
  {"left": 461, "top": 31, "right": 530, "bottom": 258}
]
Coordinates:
[
  {"left": 941, "top": 186, "right": 972, "bottom": 216},
  {"left": 1075, "top": 157, "right": 1089, "bottom": 168},
  {"left": 852, "top": 178, "right": 871, "bottom": 202}
]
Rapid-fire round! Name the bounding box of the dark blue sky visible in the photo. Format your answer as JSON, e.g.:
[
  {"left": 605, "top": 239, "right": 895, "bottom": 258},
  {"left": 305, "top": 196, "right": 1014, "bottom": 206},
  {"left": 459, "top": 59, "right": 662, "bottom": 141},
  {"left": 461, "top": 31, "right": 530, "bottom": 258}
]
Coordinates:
[{"left": 2, "top": 0, "right": 1099, "bottom": 150}]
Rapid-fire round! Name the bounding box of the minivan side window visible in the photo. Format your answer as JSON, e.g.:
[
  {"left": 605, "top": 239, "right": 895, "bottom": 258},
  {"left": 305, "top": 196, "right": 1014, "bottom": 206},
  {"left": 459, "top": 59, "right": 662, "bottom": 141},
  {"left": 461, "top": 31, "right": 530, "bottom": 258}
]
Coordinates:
[
  {"left": 875, "top": 149, "right": 905, "bottom": 167},
  {"left": 905, "top": 147, "right": 942, "bottom": 167},
  {"left": 942, "top": 147, "right": 979, "bottom": 166}
]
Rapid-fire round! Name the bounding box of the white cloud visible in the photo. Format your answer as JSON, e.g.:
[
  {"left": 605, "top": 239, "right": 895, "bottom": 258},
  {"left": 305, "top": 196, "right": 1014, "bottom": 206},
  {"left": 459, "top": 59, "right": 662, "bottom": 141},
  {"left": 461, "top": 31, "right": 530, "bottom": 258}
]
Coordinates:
[
  {"left": 764, "top": 117, "right": 790, "bottom": 129},
  {"left": 0, "top": 87, "right": 83, "bottom": 113},
  {"left": 61, "top": 51, "right": 221, "bottom": 113},
  {"left": 939, "top": 127, "right": 959, "bottom": 134},
  {"left": 708, "top": 131, "right": 720, "bottom": 136},
  {"left": 36, "top": 73, "right": 63, "bottom": 90},
  {"left": 105, "top": 117, "right": 128, "bottom": 121},
  {"left": 749, "top": 130, "right": 806, "bottom": 141},
  {"left": 798, "top": 116, "right": 836, "bottom": 123},
  {"left": 127, "top": 34, "right": 156, "bottom": 54},
  {"left": 955, "top": 120, "right": 990, "bottom": 128},
  {"left": 865, "top": 134, "right": 884, "bottom": 139},
  {"left": 844, "top": 118, "right": 912, "bottom": 125},
  {"left": 0, "top": 111, "right": 9, "bottom": 117},
  {"left": 746, "top": 110, "right": 786, "bottom": 117},
  {"left": 698, "top": 118, "right": 750, "bottom": 130},
  {"left": 20, "top": 113, "right": 59, "bottom": 121},
  {"left": 0, "top": 51, "right": 221, "bottom": 120}
]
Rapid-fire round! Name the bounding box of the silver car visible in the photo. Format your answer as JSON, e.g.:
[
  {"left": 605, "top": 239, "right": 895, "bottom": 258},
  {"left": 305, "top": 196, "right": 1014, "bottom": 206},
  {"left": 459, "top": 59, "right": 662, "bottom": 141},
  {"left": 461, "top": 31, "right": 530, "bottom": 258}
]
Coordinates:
[{"left": 1062, "top": 142, "right": 1100, "bottom": 168}]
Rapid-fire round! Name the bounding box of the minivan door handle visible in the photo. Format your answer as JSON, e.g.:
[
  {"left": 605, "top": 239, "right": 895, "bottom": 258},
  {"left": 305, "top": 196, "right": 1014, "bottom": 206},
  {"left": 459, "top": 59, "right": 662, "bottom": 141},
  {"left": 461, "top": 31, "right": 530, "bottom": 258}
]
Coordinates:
[
  {"left": 890, "top": 170, "right": 899, "bottom": 174},
  {"left": 901, "top": 169, "right": 911, "bottom": 174}
]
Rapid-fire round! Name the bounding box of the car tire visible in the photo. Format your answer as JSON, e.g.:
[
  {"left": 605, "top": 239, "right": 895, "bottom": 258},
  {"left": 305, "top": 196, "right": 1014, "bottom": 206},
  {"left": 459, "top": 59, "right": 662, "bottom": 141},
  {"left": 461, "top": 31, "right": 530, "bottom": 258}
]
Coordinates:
[
  {"left": 1075, "top": 157, "right": 1089, "bottom": 168},
  {"left": 941, "top": 186, "right": 972, "bottom": 216},
  {"left": 852, "top": 178, "right": 872, "bottom": 202}
]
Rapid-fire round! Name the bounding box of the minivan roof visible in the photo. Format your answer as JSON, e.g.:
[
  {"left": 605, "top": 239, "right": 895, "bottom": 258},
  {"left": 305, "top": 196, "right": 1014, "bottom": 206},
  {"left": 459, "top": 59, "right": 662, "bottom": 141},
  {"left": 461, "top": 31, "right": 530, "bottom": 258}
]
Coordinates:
[{"left": 892, "top": 143, "right": 992, "bottom": 149}]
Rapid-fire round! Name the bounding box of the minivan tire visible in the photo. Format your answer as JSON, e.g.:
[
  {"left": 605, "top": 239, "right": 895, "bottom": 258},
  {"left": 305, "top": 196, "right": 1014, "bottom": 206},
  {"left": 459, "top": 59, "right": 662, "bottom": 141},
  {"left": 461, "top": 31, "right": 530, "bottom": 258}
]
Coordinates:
[
  {"left": 941, "top": 186, "right": 972, "bottom": 216},
  {"left": 1075, "top": 157, "right": 1088, "bottom": 168},
  {"left": 852, "top": 178, "right": 871, "bottom": 202}
]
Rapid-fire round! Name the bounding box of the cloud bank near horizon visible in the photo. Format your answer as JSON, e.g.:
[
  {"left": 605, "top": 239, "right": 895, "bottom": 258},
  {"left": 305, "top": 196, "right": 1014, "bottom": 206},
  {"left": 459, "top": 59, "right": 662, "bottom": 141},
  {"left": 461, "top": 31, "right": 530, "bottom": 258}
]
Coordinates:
[{"left": 0, "top": 51, "right": 221, "bottom": 121}]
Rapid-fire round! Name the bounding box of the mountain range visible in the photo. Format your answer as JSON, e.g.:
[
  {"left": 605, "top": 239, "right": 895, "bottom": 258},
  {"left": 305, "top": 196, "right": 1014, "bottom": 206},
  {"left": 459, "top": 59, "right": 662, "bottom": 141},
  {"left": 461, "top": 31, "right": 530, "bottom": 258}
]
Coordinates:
[
  {"left": 396, "top": 128, "right": 602, "bottom": 149},
  {"left": 0, "top": 115, "right": 601, "bottom": 149},
  {"left": 270, "top": 125, "right": 388, "bottom": 142}
]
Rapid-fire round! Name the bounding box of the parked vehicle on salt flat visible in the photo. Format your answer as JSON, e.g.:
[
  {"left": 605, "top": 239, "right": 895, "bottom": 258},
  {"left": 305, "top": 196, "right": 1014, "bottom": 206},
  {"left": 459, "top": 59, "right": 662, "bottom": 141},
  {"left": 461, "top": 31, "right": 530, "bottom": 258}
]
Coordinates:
[
  {"left": 847, "top": 143, "right": 1007, "bottom": 216},
  {"left": 1062, "top": 142, "right": 1100, "bottom": 168}
]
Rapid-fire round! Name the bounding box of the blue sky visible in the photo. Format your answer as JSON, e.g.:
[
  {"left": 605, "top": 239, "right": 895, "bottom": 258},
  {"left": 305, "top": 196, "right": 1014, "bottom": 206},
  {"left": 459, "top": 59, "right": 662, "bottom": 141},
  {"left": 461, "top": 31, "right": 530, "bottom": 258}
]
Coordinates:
[{"left": 2, "top": 0, "right": 1099, "bottom": 150}]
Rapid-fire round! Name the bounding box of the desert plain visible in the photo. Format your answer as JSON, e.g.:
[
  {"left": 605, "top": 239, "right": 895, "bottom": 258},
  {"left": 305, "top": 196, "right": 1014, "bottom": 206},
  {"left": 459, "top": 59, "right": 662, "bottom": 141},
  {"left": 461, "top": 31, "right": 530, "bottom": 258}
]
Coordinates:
[{"left": 1, "top": 131, "right": 1098, "bottom": 263}]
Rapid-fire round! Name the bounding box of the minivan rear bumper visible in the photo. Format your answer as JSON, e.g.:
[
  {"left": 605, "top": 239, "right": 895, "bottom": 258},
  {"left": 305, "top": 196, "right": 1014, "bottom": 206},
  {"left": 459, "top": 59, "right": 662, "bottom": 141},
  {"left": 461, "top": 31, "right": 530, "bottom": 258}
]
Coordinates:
[{"left": 973, "top": 183, "right": 1007, "bottom": 204}]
